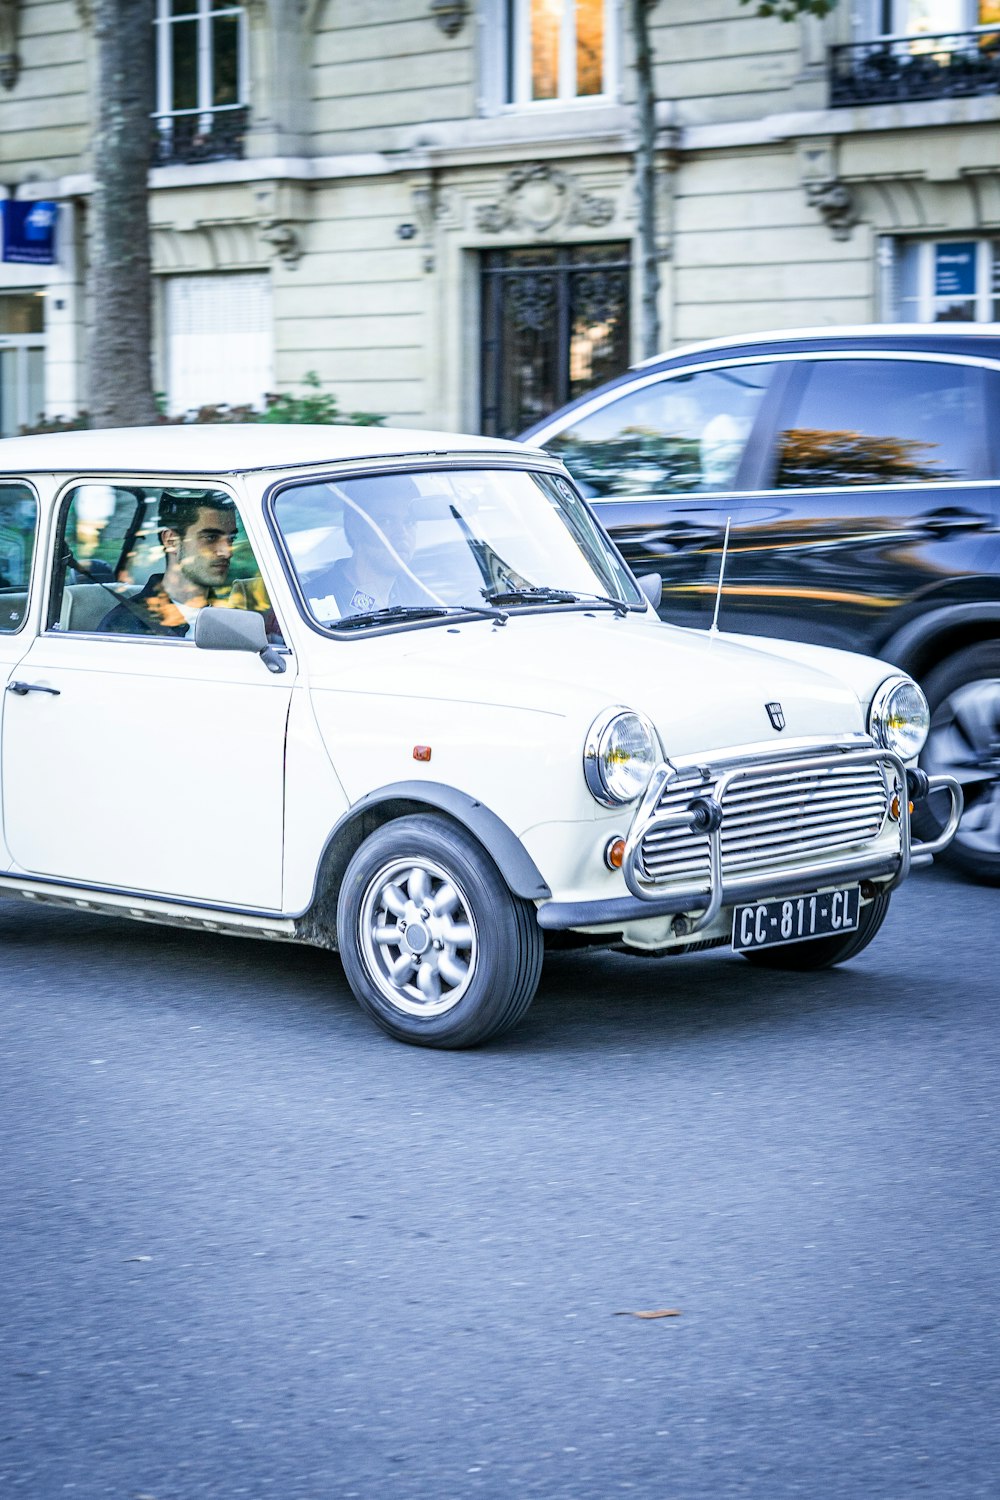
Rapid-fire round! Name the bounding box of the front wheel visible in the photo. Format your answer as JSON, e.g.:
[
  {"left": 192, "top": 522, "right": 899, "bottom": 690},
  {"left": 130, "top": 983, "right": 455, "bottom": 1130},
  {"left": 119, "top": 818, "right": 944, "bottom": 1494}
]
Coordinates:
[
  {"left": 337, "top": 814, "right": 543, "bottom": 1048},
  {"left": 740, "top": 889, "right": 891, "bottom": 972}
]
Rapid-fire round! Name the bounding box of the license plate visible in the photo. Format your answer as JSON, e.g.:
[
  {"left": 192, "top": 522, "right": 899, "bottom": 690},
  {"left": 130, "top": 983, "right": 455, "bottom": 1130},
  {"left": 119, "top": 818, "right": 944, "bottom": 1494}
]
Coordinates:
[{"left": 732, "top": 886, "right": 860, "bottom": 952}]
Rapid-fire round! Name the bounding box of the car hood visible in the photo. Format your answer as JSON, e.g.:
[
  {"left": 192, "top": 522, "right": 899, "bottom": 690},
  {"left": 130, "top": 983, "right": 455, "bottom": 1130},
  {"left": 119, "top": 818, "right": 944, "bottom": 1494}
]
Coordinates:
[{"left": 311, "top": 611, "right": 869, "bottom": 754}]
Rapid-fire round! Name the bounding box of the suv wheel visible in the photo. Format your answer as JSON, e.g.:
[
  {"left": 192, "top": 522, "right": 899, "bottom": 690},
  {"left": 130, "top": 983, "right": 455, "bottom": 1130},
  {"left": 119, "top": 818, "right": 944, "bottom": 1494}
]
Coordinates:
[{"left": 917, "top": 643, "right": 1000, "bottom": 885}]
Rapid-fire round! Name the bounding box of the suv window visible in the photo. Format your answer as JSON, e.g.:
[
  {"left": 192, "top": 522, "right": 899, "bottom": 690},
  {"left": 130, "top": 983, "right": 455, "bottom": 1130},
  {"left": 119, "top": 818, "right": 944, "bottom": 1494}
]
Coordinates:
[
  {"left": 543, "top": 362, "right": 776, "bottom": 497},
  {"left": 0, "top": 483, "right": 37, "bottom": 632},
  {"left": 773, "top": 358, "right": 986, "bottom": 488},
  {"left": 51, "top": 483, "right": 282, "bottom": 641}
]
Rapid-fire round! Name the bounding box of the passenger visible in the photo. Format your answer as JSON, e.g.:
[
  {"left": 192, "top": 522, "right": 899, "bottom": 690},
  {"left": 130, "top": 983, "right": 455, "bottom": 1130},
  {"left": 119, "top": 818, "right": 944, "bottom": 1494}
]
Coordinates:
[
  {"left": 309, "top": 476, "right": 425, "bottom": 619},
  {"left": 98, "top": 494, "right": 237, "bottom": 637}
]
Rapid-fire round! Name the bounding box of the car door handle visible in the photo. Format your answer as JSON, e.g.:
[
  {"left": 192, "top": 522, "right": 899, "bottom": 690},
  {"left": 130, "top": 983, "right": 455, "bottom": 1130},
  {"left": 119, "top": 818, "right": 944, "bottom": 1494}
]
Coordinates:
[
  {"left": 6, "top": 680, "right": 61, "bottom": 697},
  {"left": 920, "top": 508, "right": 990, "bottom": 534}
]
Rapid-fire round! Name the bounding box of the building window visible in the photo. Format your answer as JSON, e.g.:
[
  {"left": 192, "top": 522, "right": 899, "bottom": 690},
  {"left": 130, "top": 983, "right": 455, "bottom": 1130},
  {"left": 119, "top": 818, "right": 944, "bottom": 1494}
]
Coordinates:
[
  {"left": 0, "top": 294, "right": 46, "bottom": 438},
  {"left": 154, "top": 0, "right": 249, "bottom": 165},
  {"left": 163, "top": 272, "right": 272, "bottom": 416},
  {"left": 865, "top": 1, "right": 1000, "bottom": 39},
  {"left": 833, "top": 1, "right": 1000, "bottom": 104},
  {"left": 887, "top": 238, "right": 1000, "bottom": 321},
  {"left": 504, "top": 0, "right": 616, "bottom": 106}
]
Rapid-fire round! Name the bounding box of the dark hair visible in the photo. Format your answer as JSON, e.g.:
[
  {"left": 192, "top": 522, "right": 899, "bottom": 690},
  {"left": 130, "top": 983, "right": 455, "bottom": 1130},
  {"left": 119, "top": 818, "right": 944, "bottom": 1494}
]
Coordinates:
[{"left": 158, "top": 490, "right": 236, "bottom": 541}]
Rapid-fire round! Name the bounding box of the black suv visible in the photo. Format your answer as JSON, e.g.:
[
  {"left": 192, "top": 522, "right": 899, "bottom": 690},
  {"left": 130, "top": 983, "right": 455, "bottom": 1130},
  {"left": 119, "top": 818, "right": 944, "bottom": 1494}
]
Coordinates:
[{"left": 522, "top": 326, "right": 1000, "bottom": 882}]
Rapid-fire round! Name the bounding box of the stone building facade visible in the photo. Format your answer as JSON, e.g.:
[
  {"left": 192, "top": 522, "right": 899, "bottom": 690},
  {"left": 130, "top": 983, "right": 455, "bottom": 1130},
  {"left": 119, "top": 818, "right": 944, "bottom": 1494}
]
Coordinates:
[{"left": 1, "top": 0, "right": 998, "bottom": 438}]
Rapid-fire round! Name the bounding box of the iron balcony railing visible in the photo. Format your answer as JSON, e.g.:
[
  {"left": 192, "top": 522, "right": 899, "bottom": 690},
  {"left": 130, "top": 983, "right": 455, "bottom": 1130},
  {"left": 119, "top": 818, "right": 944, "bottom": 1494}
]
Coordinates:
[
  {"left": 830, "top": 28, "right": 1000, "bottom": 107},
  {"left": 153, "top": 104, "right": 249, "bottom": 167}
]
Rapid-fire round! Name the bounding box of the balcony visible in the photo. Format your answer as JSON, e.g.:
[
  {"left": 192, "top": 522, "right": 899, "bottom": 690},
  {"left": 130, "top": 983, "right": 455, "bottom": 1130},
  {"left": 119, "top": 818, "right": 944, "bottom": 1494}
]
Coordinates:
[
  {"left": 153, "top": 105, "right": 250, "bottom": 168},
  {"left": 830, "top": 29, "right": 1000, "bottom": 107}
]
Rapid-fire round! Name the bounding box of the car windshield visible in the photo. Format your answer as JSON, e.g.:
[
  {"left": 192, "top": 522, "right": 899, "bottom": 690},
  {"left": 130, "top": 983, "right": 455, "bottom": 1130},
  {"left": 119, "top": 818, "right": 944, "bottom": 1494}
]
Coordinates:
[{"left": 271, "top": 466, "right": 643, "bottom": 628}]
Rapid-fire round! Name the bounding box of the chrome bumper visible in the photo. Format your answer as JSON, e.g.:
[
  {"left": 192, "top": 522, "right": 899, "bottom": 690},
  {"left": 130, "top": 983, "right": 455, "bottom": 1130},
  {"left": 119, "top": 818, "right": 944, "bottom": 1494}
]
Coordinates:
[{"left": 618, "top": 747, "right": 963, "bottom": 939}]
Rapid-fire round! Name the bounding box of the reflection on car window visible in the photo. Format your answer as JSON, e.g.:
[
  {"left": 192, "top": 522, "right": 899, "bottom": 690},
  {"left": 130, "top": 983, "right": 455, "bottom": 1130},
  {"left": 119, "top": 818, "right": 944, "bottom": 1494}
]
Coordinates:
[
  {"left": 774, "top": 359, "right": 982, "bottom": 488},
  {"left": 272, "top": 467, "right": 643, "bottom": 628},
  {"left": 542, "top": 362, "right": 775, "bottom": 497},
  {"left": 51, "top": 483, "right": 283, "bottom": 643},
  {"left": 0, "top": 484, "right": 37, "bottom": 633}
]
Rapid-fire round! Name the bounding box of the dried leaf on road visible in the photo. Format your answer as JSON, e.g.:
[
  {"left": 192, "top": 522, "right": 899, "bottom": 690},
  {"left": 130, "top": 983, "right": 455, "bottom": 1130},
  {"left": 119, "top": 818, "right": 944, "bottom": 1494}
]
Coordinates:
[{"left": 614, "top": 1309, "right": 682, "bottom": 1319}]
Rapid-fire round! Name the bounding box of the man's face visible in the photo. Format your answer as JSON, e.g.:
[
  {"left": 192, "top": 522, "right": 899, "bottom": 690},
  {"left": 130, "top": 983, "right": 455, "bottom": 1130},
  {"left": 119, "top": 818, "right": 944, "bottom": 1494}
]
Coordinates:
[
  {"left": 358, "top": 503, "right": 417, "bottom": 567},
  {"left": 170, "top": 507, "right": 237, "bottom": 592}
]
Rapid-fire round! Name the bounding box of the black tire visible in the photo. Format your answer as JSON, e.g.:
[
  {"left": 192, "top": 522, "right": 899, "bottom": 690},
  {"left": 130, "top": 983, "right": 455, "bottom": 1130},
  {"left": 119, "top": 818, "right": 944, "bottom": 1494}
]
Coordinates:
[
  {"left": 740, "top": 889, "right": 891, "bottom": 972},
  {"left": 914, "top": 643, "right": 1000, "bottom": 885},
  {"left": 337, "top": 814, "right": 543, "bottom": 1048}
]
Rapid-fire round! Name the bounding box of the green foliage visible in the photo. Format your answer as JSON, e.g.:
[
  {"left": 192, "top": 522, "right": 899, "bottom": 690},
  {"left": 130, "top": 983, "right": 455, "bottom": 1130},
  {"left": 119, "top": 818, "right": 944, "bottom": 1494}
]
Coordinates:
[
  {"left": 257, "top": 370, "right": 384, "bottom": 427},
  {"left": 739, "top": 0, "right": 837, "bottom": 18},
  {"left": 17, "top": 413, "right": 91, "bottom": 435},
  {"left": 19, "top": 372, "right": 385, "bottom": 435}
]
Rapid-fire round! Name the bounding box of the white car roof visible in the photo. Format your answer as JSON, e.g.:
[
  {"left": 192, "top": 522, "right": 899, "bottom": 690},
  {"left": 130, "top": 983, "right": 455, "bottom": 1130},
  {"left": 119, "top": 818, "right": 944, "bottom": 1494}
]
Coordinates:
[{"left": 0, "top": 423, "right": 541, "bottom": 476}]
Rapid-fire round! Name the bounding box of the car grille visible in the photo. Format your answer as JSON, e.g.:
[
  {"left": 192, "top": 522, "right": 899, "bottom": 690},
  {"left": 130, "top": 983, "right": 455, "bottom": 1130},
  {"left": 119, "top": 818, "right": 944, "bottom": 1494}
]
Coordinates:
[{"left": 638, "top": 757, "right": 890, "bottom": 886}]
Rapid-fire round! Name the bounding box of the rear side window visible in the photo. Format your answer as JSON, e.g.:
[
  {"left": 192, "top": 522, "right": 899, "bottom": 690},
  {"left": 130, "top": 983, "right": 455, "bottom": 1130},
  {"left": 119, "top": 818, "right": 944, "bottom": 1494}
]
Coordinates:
[
  {"left": 773, "top": 358, "right": 987, "bottom": 488},
  {"left": 0, "top": 483, "right": 37, "bottom": 632},
  {"left": 542, "top": 362, "right": 776, "bottom": 497}
]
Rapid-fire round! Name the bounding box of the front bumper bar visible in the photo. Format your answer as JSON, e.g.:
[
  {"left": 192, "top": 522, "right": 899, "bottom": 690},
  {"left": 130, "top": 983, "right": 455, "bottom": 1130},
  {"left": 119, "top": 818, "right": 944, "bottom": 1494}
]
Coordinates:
[{"left": 537, "top": 748, "right": 963, "bottom": 935}]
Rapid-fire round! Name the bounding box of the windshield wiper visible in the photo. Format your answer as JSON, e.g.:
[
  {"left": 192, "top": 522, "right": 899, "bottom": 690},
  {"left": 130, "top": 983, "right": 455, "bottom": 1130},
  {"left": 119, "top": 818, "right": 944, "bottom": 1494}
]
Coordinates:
[
  {"left": 483, "top": 586, "right": 631, "bottom": 617},
  {"left": 333, "top": 602, "right": 508, "bottom": 630}
]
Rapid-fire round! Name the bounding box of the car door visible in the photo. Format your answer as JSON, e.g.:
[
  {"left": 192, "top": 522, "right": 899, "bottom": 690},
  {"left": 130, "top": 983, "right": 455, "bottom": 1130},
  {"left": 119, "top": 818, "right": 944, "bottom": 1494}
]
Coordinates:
[
  {"left": 719, "top": 354, "right": 998, "bottom": 653},
  {"left": 1, "top": 478, "right": 295, "bottom": 910},
  {"left": 0, "top": 481, "right": 41, "bottom": 864},
  {"left": 535, "top": 359, "right": 788, "bottom": 630}
]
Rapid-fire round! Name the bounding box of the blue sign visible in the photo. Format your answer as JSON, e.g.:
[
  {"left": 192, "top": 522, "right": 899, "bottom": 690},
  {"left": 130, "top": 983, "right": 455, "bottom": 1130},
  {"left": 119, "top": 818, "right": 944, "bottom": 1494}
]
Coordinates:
[
  {"left": 2, "top": 201, "right": 59, "bottom": 265},
  {"left": 935, "top": 242, "right": 976, "bottom": 298}
]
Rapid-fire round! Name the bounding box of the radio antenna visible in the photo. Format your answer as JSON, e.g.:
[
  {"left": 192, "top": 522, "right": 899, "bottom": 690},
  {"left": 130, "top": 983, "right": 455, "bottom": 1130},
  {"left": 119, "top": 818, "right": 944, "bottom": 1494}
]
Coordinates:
[{"left": 710, "top": 516, "right": 732, "bottom": 637}]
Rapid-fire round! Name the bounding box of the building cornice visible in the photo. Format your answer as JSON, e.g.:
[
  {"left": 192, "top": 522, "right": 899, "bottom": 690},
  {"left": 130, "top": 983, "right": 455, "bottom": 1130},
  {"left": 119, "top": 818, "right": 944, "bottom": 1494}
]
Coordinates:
[
  {"left": 680, "top": 93, "right": 1000, "bottom": 152},
  {"left": 19, "top": 91, "right": 1000, "bottom": 207}
]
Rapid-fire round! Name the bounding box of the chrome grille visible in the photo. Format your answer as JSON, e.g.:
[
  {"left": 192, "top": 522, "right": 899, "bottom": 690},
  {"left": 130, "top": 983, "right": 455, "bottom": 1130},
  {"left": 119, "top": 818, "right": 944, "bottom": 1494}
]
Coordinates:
[{"left": 639, "top": 757, "right": 890, "bottom": 885}]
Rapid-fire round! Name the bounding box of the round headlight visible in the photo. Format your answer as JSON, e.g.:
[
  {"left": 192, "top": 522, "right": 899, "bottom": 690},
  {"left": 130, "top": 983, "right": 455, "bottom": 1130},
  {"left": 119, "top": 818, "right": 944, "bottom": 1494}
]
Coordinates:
[
  {"left": 584, "top": 707, "right": 660, "bottom": 807},
  {"left": 869, "top": 675, "right": 930, "bottom": 760}
]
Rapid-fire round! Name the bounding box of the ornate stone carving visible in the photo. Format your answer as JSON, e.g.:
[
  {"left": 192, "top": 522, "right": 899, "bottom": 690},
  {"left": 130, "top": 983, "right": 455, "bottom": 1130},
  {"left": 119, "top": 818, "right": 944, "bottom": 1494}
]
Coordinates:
[
  {"left": 805, "top": 178, "right": 858, "bottom": 242},
  {"left": 474, "top": 164, "right": 615, "bottom": 237},
  {"left": 245, "top": 0, "right": 323, "bottom": 26},
  {"left": 1, "top": 0, "right": 21, "bottom": 89},
  {"left": 259, "top": 219, "right": 302, "bottom": 265},
  {"left": 429, "top": 0, "right": 467, "bottom": 36},
  {"left": 567, "top": 190, "right": 616, "bottom": 229}
]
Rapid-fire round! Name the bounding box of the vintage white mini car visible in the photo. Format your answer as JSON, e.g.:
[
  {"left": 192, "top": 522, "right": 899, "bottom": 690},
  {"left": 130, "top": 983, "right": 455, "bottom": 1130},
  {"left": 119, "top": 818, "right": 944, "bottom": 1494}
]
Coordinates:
[{"left": 0, "top": 426, "right": 961, "bottom": 1047}]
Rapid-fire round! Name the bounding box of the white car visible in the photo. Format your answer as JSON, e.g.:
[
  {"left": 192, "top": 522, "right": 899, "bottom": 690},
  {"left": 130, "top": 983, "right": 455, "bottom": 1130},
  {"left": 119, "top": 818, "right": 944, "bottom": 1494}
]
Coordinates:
[{"left": 0, "top": 425, "right": 961, "bottom": 1048}]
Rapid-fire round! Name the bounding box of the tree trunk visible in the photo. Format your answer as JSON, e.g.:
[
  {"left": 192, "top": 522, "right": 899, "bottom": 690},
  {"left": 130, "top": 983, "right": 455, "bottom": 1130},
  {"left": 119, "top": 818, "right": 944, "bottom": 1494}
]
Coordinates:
[
  {"left": 632, "top": 0, "right": 660, "bottom": 360},
  {"left": 89, "top": 0, "right": 157, "bottom": 427}
]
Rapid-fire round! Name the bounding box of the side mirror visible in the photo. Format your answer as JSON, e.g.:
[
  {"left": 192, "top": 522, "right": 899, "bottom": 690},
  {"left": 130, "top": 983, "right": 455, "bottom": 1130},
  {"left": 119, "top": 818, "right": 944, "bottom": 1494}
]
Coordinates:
[
  {"left": 194, "top": 607, "right": 286, "bottom": 673},
  {"left": 636, "top": 573, "right": 662, "bottom": 612}
]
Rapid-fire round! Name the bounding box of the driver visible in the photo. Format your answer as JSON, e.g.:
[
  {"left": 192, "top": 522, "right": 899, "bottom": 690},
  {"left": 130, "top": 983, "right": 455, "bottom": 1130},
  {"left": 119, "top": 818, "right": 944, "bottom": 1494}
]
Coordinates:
[{"left": 98, "top": 493, "right": 237, "bottom": 636}]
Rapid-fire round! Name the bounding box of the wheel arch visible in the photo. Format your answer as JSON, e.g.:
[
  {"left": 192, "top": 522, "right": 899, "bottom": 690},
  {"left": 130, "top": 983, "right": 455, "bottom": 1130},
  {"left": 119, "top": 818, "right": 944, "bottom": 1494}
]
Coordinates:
[
  {"left": 294, "top": 782, "right": 551, "bottom": 949},
  {"left": 881, "top": 603, "right": 1000, "bottom": 684}
]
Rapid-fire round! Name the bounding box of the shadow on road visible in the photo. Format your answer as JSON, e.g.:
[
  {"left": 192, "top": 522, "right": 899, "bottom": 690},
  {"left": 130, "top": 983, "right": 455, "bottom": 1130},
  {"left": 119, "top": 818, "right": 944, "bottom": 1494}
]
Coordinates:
[{"left": 0, "top": 891, "right": 939, "bottom": 1060}]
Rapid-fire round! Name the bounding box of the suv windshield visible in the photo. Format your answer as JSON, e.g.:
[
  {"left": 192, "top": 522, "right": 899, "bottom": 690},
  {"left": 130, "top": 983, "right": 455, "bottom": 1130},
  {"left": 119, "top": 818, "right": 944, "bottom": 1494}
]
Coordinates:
[{"left": 271, "top": 466, "right": 643, "bottom": 628}]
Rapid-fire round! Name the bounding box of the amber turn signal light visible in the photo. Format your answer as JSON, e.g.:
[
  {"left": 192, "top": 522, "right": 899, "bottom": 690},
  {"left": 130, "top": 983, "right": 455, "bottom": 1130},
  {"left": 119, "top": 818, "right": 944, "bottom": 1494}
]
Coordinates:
[
  {"left": 604, "top": 837, "right": 626, "bottom": 870},
  {"left": 413, "top": 745, "right": 432, "bottom": 762}
]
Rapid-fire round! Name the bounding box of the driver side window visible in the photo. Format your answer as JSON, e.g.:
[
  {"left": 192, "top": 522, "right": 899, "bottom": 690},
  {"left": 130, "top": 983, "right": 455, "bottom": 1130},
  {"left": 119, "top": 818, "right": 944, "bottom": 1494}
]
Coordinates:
[{"left": 51, "top": 483, "right": 283, "bottom": 643}]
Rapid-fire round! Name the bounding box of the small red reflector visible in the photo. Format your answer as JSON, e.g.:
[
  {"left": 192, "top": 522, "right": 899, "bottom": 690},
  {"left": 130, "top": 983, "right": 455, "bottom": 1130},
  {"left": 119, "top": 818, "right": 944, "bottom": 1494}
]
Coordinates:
[{"left": 413, "top": 745, "right": 432, "bottom": 762}]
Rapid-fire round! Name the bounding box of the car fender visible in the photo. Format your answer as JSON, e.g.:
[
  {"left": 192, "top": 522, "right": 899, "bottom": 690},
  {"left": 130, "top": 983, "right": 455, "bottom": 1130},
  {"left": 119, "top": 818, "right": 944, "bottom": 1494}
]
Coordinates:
[
  {"left": 296, "top": 781, "right": 553, "bottom": 949},
  {"left": 880, "top": 602, "right": 1000, "bottom": 681}
]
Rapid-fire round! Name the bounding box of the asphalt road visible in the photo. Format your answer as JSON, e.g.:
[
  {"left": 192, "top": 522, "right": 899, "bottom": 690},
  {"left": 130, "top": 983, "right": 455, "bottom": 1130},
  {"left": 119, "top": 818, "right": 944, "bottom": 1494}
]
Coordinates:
[{"left": 2, "top": 865, "right": 998, "bottom": 1500}]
